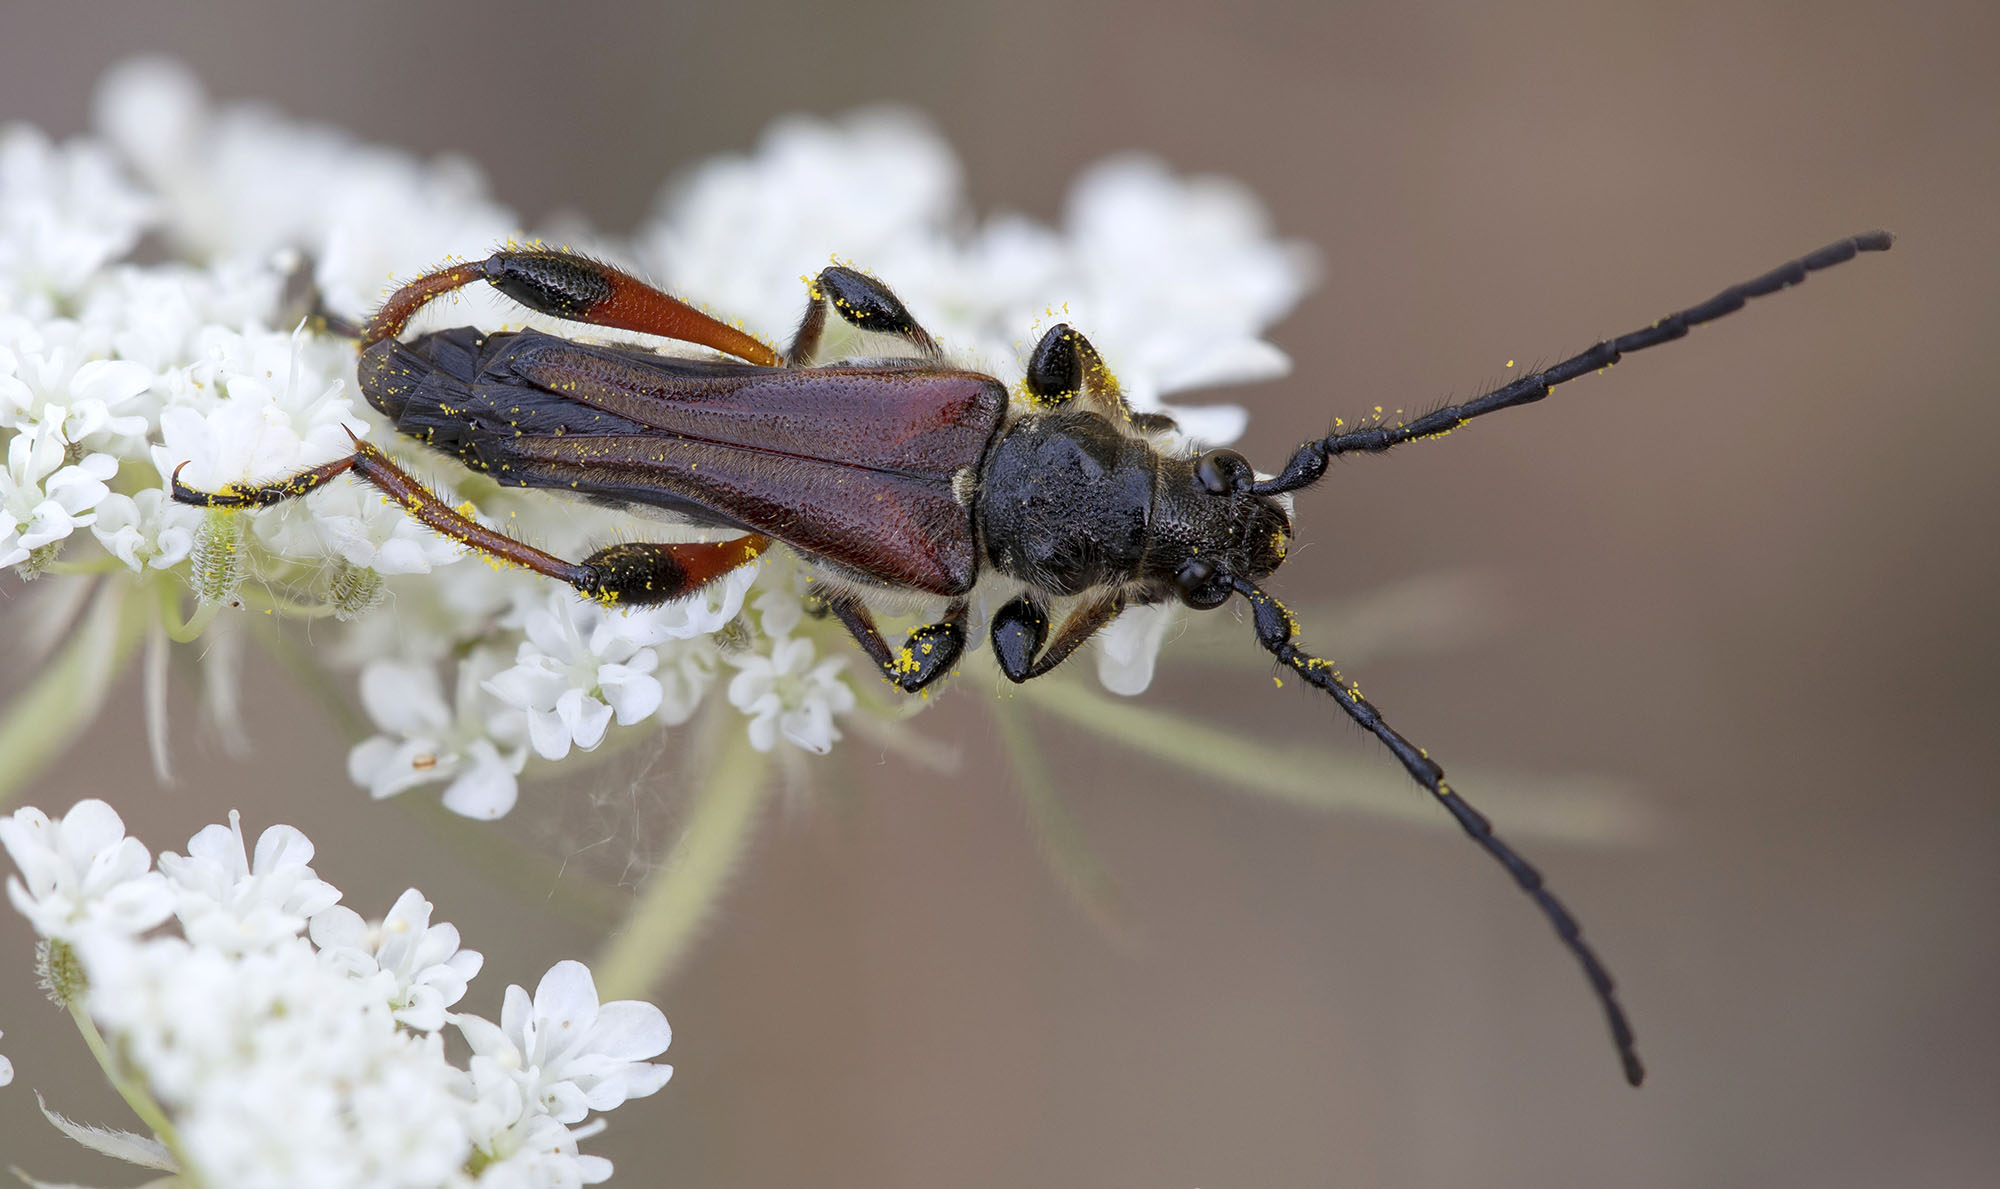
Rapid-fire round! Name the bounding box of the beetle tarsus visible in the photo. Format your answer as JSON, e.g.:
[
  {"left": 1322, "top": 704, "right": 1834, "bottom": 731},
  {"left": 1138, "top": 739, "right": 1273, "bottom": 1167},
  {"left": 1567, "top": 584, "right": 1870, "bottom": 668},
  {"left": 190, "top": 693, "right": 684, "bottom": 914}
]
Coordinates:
[{"left": 171, "top": 455, "right": 360, "bottom": 509}]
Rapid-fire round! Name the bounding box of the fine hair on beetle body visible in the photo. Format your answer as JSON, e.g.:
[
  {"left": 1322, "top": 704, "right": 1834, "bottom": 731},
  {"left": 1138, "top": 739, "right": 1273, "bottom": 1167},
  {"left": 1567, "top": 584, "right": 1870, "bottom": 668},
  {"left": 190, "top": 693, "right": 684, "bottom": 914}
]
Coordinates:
[{"left": 174, "top": 230, "right": 1895, "bottom": 1086}]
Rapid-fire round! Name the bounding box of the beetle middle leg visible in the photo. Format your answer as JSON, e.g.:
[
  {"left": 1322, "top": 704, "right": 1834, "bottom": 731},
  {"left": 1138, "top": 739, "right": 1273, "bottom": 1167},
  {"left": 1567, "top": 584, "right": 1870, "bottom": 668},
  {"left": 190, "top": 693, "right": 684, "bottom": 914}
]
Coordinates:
[
  {"left": 1024, "top": 323, "right": 1177, "bottom": 433},
  {"left": 172, "top": 437, "right": 770, "bottom": 606},
  {"left": 813, "top": 587, "right": 966, "bottom": 692},
  {"left": 989, "top": 591, "right": 1126, "bottom": 682},
  {"left": 785, "top": 267, "right": 942, "bottom": 366}
]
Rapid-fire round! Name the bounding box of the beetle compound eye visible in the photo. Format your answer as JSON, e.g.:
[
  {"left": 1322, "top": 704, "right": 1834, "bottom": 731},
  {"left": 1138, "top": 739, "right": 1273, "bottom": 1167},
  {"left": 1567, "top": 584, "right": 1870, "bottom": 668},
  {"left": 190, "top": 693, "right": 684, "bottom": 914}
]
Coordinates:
[
  {"left": 1195, "top": 449, "right": 1252, "bottom": 494},
  {"left": 1175, "top": 559, "right": 1214, "bottom": 593},
  {"left": 1175, "top": 559, "right": 1229, "bottom": 608}
]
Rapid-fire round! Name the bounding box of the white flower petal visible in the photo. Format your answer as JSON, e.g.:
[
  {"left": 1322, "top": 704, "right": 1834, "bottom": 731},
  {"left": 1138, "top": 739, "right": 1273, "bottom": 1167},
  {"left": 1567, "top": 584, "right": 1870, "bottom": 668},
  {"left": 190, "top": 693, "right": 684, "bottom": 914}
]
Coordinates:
[
  {"left": 438, "top": 743, "right": 520, "bottom": 820},
  {"left": 1093, "top": 602, "right": 1180, "bottom": 696}
]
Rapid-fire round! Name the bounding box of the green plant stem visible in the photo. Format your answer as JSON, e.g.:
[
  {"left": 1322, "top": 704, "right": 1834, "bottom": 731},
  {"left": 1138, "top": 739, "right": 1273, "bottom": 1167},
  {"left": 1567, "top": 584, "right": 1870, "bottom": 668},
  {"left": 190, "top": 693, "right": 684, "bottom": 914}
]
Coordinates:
[
  {"left": 67, "top": 1000, "right": 200, "bottom": 1187},
  {"left": 992, "top": 696, "right": 1133, "bottom": 940},
  {"left": 594, "top": 728, "right": 768, "bottom": 999},
  {"left": 0, "top": 582, "right": 147, "bottom": 808},
  {"left": 40, "top": 556, "right": 127, "bottom": 576},
  {"left": 1027, "top": 674, "right": 1443, "bottom": 821},
  {"left": 156, "top": 580, "right": 220, "bottom": 643},
  {"left": 1029, "top": 675, "right": 1650, "bottom": 846}
]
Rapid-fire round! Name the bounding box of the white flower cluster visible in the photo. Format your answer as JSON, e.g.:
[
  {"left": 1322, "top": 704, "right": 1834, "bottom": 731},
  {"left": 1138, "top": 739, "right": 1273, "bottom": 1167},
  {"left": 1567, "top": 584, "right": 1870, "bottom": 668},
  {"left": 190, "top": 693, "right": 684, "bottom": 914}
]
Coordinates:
[
  {"left": 2, "top": 798, "right": 673, "bottom": 1188},
  {"left": 1, "top": 57, "right": 1313, "bottom": 819}
]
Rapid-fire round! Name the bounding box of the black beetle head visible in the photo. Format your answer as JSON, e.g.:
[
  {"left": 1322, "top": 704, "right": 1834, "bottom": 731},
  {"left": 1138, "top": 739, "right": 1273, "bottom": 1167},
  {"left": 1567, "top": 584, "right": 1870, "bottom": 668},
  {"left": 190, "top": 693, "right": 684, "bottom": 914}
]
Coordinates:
[{"left": 1148, "top": 449, "right": 1292, "bottom": 607}]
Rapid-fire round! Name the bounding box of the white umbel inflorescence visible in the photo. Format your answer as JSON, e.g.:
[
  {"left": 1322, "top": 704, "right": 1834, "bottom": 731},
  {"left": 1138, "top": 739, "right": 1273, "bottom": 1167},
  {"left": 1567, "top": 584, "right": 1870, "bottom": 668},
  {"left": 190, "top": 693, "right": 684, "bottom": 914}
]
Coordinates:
[
  {"left": 0, "top": 57, "right": 1314, "bottom": 818},
  {"left": 2, "top": 798, "right": 672, "bottom": 1188}
]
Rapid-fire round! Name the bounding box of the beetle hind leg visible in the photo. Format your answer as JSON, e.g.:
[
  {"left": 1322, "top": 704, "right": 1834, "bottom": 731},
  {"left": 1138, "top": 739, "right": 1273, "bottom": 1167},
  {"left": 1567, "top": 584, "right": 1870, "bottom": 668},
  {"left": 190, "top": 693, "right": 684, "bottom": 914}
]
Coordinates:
[
  {"left": 173, "top": 438, "right": 770, "bottom": 607},
  {"left": 365, "top": 248, "right": 782, "bottom": 366},
  {"left": 815, "top": 588, "right": 966, "bottom": 692},
  {"left": 576, "top": 536, "right": 772, "bottom": 606},
  {"left": 171, "top": 454, "right": 361, "bottom": 509}
]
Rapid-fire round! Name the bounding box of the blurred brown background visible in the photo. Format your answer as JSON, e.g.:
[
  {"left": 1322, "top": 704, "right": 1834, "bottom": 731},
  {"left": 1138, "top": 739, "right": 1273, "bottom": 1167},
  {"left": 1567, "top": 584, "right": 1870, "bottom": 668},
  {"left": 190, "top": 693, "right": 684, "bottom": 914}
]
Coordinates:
[{"left": 2, "top": 1, "right": 1995, "bottom": 1185}]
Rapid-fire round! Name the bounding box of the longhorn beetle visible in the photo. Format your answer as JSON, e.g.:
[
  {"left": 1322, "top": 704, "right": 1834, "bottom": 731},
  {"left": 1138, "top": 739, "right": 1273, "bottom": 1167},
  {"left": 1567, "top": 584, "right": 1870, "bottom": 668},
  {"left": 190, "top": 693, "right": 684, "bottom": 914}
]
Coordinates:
[{"left": 174, "top": 229, "right": 1895, "bottom": 1084}]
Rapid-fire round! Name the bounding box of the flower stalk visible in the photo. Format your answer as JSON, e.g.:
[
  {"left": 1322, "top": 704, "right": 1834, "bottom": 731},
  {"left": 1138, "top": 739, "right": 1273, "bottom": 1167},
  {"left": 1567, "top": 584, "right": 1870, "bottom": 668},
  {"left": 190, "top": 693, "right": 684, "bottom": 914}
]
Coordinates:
[
  {"left": 67, "top": 995, "right": 197, "bottom": 1185},
  {"left": 0, "top": 580, "right": 146, "bottom": 808},
  {"left": 595, "top": 723, "right": 769, "bottom": 999}
]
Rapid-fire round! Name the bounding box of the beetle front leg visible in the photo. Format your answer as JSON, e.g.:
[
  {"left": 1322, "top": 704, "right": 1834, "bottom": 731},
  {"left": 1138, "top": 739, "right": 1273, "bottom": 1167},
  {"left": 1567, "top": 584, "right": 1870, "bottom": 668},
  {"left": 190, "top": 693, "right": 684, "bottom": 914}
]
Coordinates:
[
  {"left": 815, "top": 588, "right": 966, "bottom": 692},
  {"left": 1023, "top": 323, "right": 1176, "bottom": 433},
  {"left": 786, "top": 267, "right": 942, "bottom": 366},
  {"left": 991, "top": 591, "right": 1125, "bottom": 682}
]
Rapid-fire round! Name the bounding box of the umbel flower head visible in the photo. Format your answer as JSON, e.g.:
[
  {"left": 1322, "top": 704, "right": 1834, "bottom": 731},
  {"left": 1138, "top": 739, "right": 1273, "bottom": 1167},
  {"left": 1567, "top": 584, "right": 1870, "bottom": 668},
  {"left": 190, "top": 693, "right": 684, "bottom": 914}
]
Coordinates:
[
  {"left": 1, "top": 799, "right": 672, "bottom": 1187},
  {"left": 0, "top": 55, "right": 1317, "bottom": 820}
]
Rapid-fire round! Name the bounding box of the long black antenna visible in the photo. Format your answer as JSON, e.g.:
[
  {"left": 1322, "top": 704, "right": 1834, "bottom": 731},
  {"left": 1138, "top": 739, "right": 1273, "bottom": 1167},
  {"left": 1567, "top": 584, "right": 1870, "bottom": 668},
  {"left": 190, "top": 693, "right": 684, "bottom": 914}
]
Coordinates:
[
  {"left": 1252, "top": 230, "right": 1894, "bottom": 496},
  {"left": 1229, "top": 575, "right": 1646, "bottom": 1086}
]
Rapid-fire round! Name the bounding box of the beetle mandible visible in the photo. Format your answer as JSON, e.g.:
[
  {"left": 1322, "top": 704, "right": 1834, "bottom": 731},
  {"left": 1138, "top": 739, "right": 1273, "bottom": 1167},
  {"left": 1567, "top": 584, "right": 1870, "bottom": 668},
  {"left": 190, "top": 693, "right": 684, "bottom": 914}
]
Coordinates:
[{"left": 173, "top": 230, "right": 1896, "bottom": 1085}]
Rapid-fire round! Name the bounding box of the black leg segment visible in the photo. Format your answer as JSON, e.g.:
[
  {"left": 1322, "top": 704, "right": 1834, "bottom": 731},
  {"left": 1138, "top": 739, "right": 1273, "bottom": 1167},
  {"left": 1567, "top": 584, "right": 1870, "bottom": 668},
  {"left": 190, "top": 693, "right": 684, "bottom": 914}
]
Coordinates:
[
  {"left": 787, "top": 267, "right": 941, "bottom": 366},
  {"left": 990, "top": 592, "right": 1124, "bottom": 683},
  {"left": 817, "top": 588, "right": 967, "bottom": 692},
  {"left": 171, "top": 456, "right": 358, "bottom": 509},
  {"left": 1024, "top": 323, "right": 1137, "bottom": 423},
  {"left": 991, "top": 596, "right": 1051, "bottom": 681},
  {"left": 575, "top": 537, "right": 772, "bottom": 606}
]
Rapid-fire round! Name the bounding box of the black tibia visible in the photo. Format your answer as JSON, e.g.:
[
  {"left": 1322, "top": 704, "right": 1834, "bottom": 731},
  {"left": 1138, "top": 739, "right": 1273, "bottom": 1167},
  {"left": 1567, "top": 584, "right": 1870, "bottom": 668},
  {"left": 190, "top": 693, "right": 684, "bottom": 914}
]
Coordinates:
[
  {"left": 1228, "top": 576, "right": 1646, "bottom": 1087},
  {"left": 1252, "top": 230, "right": 1896, "bottom": 496},
  {"left": 1024, "top": 323, "right": 1138, "bottom": 422},
  {"left": 574, "top": 536, "right": 771, "bottom": 606},
  {"left": 990, "top": 592, "right": 1124, "bottom": 683},
  {"left": 479, "top": 250, "right": 613, "bottom": 319},
  {"left": 575, "top": 544, "right": 681, "bottom": 605},
  {"left": 991, "top": 597, "right": 1049, "bottom": 680},
  {"left": 817, "top": 589, "right": 967, "bottom": 692},
  {"left": 787, "top": 267, "right": 941, "bottom": 366}
]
